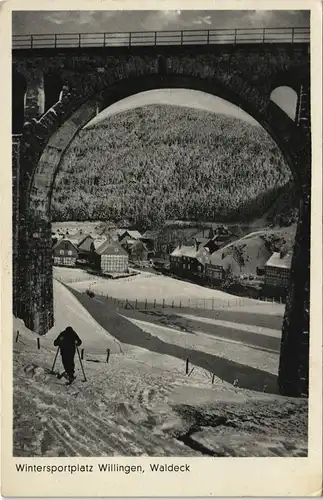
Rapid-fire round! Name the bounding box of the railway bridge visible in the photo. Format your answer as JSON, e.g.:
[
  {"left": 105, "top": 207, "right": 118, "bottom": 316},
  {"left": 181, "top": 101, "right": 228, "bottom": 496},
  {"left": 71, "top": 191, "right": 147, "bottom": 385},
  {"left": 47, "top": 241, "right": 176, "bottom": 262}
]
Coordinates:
[{"left": 12, "top": 27, "right": 311, "bottom": 397}]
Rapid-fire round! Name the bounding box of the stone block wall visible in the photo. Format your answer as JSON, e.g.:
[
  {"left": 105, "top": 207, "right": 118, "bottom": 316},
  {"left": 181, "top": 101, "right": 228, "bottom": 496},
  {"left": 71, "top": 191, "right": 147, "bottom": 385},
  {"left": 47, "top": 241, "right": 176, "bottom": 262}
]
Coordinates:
[{"left": 12, "top": 43, "right": 311, "bottom": 396}]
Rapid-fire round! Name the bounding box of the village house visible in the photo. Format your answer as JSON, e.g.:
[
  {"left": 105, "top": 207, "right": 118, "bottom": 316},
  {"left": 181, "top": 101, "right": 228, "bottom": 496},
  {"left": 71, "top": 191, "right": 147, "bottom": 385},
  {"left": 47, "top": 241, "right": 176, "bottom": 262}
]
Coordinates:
[
  {"left": 94, "top": 239, "right": 129, "bottom": 275},
  {"left": 140, "top": 230, "right": 159, "bottom": 256},
  {"left": 125, "top": 239, "right": 149, "bottom": 262},
  {"left": 170, "top": 245, "right": 200, "bottom": 276},
  {"left": 52, "top": 238, "right": 79, "bottom": 267},
  {"left": 204, "top": 253, "right": 232, "bottom": 285},
  {"left": 264, "top": 251, "right": 292, "bottom": 292},
  {"left": 118, "top": 230, "right": 142, "bottom": 246},
  {"left": 77, "top": 234, "right": 95, "bottom": 264},
  {"left": 192, "top": 227, "right": 233, "bottom": 255}
]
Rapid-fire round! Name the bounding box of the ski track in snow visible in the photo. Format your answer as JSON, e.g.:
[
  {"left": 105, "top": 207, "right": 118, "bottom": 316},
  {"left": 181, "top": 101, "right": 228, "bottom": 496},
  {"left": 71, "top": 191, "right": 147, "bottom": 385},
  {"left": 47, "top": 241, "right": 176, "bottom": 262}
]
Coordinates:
[{"left": 13, "top": 280, "right": 307, "bottom": 457}]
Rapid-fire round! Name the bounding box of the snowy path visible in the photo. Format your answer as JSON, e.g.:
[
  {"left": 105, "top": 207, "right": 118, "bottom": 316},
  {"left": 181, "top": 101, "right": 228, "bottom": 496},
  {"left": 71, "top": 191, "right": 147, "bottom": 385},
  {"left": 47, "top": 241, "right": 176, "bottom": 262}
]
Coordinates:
[
  {"left": 175, "top": 313, "right": 281, "bottom": 338},
  {"left": 70, "top": 289, "right": 280, "bottom": 392}
]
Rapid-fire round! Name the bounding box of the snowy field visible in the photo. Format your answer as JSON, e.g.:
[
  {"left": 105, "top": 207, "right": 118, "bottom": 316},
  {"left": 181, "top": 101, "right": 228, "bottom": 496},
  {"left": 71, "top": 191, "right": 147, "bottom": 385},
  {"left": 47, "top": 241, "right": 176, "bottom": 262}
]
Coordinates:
[
  {"left": 13, "top": 280, "right": 307, "bottom": 457},
  {"left": 53, "top": 266, "right": 284, "bottom": 313}
]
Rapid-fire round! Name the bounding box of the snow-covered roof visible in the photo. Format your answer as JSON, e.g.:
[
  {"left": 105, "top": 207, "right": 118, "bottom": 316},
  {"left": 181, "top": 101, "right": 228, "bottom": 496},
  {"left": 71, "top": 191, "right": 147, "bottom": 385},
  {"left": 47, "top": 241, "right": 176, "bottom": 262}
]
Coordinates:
[
  {"left": 141, "top": 230, "right": 159, "bottom": 239},
  {"left": 170, "top": 245, "right": 198, "bottom": 258},
  {"left": 207, "top": 252, "right": 232, "bottom": 269},
  {"left": 93, "top": 237, "right": 107, "bottom": 250},
  {"left": 265, "top": 252, "right": 292, "bottom": 269},
  {"left": 119, "top": 230, "right": 142, "bottom": 239},
  {"left": 68, "top": 231, "right": 85, "bottom": 244},
  {"left": 196, "top": 246, "right": 211, "bottom": 265}
]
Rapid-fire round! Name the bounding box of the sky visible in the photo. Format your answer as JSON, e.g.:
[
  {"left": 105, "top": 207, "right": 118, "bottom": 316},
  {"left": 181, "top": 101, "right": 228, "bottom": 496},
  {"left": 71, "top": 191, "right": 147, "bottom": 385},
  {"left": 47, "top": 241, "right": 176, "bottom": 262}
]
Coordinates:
[
  {"left": 13, "top": 10, "right": 306, "bottom": 124},
  {"left": 12, "top": 10, "right": 309, "bottom": 35}
]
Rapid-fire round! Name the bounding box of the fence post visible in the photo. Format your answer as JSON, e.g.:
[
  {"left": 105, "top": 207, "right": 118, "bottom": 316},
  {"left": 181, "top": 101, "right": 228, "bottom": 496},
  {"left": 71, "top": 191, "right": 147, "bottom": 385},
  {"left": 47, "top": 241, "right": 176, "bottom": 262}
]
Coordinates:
[
  {"left": 15, "top": 331, "right": 19, "bottom": 342},
  {"left": 37, "top": 338, "right": 40, "bottom": 350},
  {"left": 106, "top": 348, "right": 110, "bottom": 363},
  {"left": 212, "top": 298, "right": 214, "bottom": 310},
  {"left": 207, "top": 29, "right": 210, "bottom": 44},
  {"left": 145, "top": 298, "right": 147, "bottom": 310},
  {"left": 185, "top": 358, "right": 189, "bottom": 375},
  {"left": 234, "top": 29, "right": 237, "bottom": 45},
  {"left": 163, "top": 298, "right": 165, "bottom": 309},
  {"left": 81, "top": 349, "right": 84, "bottom": 360},
  {"left": 154, "top": 31, "right": 157, "bottom": 46},
  {"left": 154, "top": 299, "right": 156, "bottom": 308},
  {"left": 103, "top": 32, "right": 106, "bottom": 47},
  {"left": 78, "top": 33, "right": 81, "bottom": 48},
  {"left": 291, "top": 27, "right": 295, "bottom": 43},
  {"left": 172, "top": 300, "right": 174, "bottom": 308},
  {"left": 180, "top": 30, "right": 183, "bottom": 45},
  {"left": 30, "top": 34, "right": 33, "bottom": 49},
  {"left": 54, "top": 34, "right": 57, "bottom": 49},
  {"left": 129, "top": 32, "right": 132, "bottom": 47},
  {"left": 135, "top": 299, "right": 138, "bottom": 309}
]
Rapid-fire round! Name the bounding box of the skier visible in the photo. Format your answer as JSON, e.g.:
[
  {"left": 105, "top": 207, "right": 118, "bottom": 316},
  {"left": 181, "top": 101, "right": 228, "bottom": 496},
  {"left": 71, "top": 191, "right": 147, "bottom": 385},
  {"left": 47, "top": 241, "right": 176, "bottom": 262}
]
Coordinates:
[{"left": 54, "top": 326, "right": 82, "bottom": 385}]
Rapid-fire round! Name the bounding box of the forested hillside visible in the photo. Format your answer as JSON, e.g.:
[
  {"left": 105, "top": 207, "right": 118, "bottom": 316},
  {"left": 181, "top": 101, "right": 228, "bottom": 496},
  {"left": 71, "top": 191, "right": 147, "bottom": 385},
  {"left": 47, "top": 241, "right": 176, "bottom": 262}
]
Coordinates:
[{"left": 52, "top": 105, "right": 296, "bottom": 229}]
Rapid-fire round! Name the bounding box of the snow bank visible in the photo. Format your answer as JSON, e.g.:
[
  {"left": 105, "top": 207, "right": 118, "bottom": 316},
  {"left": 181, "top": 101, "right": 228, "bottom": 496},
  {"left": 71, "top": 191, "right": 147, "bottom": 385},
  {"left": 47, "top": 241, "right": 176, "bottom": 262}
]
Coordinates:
[{"left": 44, "top": 280, "right": 124, "bottom": 354}]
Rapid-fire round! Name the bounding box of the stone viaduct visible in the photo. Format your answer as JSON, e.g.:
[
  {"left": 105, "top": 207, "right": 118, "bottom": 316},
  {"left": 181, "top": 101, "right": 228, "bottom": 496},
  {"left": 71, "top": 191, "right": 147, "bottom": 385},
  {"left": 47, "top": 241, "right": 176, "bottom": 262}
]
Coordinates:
[{"left": 12, "top": 28, "right": 311, "bottom": 397}]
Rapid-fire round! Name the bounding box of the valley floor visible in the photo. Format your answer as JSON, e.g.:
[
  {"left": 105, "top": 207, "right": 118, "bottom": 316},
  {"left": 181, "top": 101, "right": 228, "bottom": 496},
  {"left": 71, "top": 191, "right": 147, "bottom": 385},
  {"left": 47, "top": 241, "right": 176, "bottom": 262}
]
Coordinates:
[{"left": 13, "top": 280, "right": 307, "bottom": 458}]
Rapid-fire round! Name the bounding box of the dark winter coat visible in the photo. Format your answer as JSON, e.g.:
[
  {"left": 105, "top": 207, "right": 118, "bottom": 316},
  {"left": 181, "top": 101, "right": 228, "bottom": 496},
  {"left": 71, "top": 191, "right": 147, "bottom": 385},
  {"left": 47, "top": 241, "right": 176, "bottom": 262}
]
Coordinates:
[{"left": 54, "top": 327, "right": 82, "bottom": 352}]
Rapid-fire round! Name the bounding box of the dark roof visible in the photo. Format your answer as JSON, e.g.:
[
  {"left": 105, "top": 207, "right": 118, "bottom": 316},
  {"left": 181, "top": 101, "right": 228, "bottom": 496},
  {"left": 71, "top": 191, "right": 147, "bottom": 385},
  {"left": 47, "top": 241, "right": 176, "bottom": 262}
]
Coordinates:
[
  {"left": 77, "top": 234, "right": 94, "bottom": 251},
  {"left": 194, "top": 236, "right": 211, "bottom": 246},
  {"left": 119, "top": 230, "right": 142, "bottom": 240},
  {"left": 52, "top": 238, "right": 79, "bottom": 252}
]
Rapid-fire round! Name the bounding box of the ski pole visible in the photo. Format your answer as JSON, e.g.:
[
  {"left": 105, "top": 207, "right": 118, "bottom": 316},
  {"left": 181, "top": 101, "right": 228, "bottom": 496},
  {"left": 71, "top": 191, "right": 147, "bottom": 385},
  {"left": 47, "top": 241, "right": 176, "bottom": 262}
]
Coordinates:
[
  {"left": 76, "top": 345, "right": 87, "bottom": 382},
  {"left": 51, "top": 347, "right": 60, "bottom": 373}
]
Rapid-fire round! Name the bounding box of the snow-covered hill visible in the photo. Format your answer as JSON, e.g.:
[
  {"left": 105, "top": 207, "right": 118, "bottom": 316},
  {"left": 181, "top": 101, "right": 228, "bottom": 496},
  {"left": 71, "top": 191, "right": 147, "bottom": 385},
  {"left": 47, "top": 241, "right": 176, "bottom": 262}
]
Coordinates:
[{"left": 13, "top": 281, "right": 307, "bottom": 457}]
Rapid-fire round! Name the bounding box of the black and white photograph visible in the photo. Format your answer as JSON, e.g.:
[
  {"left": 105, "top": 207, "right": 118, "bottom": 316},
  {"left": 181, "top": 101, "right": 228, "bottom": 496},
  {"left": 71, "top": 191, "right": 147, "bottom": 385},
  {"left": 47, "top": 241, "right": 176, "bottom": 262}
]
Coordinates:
[{"left": 3, "top": 1, "right": 322, "bottom": 495}]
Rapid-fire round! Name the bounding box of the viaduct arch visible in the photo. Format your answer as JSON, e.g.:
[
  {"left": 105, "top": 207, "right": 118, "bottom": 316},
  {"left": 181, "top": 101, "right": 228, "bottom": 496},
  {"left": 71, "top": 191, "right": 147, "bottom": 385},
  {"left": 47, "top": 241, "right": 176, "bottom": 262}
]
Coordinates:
[{"left": 12, "top": 40, "right": 310, "bottom": 397}]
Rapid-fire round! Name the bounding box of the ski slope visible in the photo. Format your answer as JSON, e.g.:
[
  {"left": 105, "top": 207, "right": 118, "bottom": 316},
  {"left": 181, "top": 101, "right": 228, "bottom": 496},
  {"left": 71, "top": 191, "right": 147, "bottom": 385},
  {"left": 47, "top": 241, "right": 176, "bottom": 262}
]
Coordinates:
[{"left": 13, "top": 281, "right": 308, "bottom": 458}]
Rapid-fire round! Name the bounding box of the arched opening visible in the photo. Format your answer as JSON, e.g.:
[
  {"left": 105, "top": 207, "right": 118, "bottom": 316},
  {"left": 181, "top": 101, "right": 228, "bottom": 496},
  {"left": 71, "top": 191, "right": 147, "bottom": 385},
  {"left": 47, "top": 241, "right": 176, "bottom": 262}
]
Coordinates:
[
  {"left": 12, "top": 70, "right": 27, "bottom": 134},
  {"left": 22, "top": 74, "right": 309, "bottom": 397},
  {"left": 270, "top": 86, "right": 298, "bottom": 121},
  {"left": 44, "top": 73, "right": 63, "bottom": 112}
]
